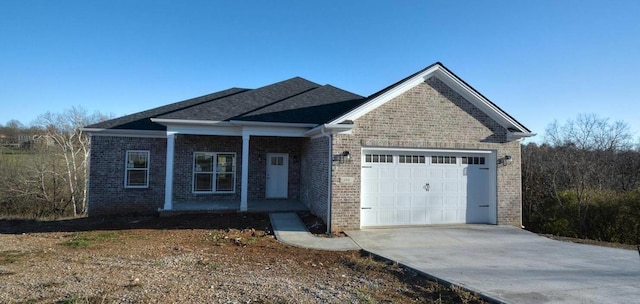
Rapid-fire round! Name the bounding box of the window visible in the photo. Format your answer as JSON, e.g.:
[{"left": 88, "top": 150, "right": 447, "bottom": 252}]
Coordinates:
[
  {"left": 364, "top": 154, "right": 393, "bottom": 163},
  {"left": 125, "top": 150, "right": 149, "bottom": 188},
  {"left": 193, "top": 152, "right": 236, "bottom": 193},
  {"left": 462, "top": 156, "right": 486, "bottom": 165},
  {"left": 399, "top": 155, "right": 426, "bottom": 164},
  {"left": 431, "top": 155, "right": 457, "bottom": 164}
]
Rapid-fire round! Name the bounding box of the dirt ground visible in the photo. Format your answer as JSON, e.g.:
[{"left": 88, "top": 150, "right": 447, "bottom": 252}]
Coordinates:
[{"left": 0, "top": 213, "right": 487, "bottom": 304}]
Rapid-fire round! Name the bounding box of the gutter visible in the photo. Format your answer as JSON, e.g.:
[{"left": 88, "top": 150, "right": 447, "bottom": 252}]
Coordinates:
[{"left": 320, "top": 126, "right": 333, "bottom": 234}]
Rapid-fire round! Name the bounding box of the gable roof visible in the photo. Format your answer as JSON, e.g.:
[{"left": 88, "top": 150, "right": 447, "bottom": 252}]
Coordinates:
[
  {"left": 86, "top": 62, "right": 532, "bottom": 140},
  {"left": 327, "top": 62, "right": 534, "bottom": 139}
]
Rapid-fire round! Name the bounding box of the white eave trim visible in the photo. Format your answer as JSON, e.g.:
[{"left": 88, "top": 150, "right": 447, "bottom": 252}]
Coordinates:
[
  {"left": 81, "top": 128, "right": 166, "bottom": 138},
  {"left": 305, "top": 123, "right": 354, "bottom": 138},
  {"left": 507, "top": 131, "right": 537, "bottom": 141},
  {"left": 328, "top": 63, "right": 532, "bottom": 135},
  {"left": 329, "top": 65, "right": 440, "bottom": 125},
  {"left": 228, "top": 120, "right": 317, "bottom": 128},
  {"left": 433, "top": 67, "right": 530, "bottom": 134}
]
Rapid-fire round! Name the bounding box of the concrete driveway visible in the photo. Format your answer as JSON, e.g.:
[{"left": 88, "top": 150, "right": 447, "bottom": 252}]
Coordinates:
[{"left": 346, "top": 225, "right": 640, "bottom": 304}]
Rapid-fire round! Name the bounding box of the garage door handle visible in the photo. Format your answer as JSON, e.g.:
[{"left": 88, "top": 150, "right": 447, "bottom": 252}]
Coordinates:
[
  {"left": 361, "top": 207, "right": 372, "bottom": 210},
  {"left": 423, "top": 183, "right": 430, "bottom": 192},
  {"left": 479, "top": 204, "right": 489, "bottom": 207}
]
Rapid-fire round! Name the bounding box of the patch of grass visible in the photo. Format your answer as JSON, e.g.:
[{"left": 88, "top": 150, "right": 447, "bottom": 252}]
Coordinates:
[
  {"left": 0, "top": 250, "right": 28, "bottom": 265},
  {"left": 342, "top": 254, "right": 385, "bottom": 272},
  {"left": 59, "top": 232, "right": 120, "bottom": 248},
  {"left": 195, "top": 258, "right": 222, "bottom": 270}
]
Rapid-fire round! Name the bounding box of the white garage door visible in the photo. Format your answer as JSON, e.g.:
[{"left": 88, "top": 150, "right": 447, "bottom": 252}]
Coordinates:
[{"left": 360, "top": 149, "right": 496, "bottom": 227}]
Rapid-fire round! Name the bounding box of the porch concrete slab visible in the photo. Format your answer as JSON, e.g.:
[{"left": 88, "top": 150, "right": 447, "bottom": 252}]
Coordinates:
[
  {"left": 159, "top": 200, "right": 309, "bottom": 215},
  {"left": 269, "top": 213, "right": 360, "bottom": 251},
  {"left": 346, "top": 225, "right": 640, "bottom": 304}
]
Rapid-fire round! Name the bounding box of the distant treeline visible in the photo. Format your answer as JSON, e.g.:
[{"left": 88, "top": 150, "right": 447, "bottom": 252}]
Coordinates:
[{"left": 522, "top": 114, "right": 640, "bottom": 245}]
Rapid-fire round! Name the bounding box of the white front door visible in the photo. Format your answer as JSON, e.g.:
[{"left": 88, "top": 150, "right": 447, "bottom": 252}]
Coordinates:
[{"left": 266, "top": 153, "right": 288, "bottom": 199}]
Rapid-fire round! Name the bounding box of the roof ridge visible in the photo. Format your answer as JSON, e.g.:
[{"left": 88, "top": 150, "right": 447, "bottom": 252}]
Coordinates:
[{"left": 230, "top": 86, "right": 320, "bottom": 120}]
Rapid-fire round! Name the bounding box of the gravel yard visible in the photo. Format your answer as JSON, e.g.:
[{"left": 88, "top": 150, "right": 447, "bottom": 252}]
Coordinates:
[{"left": 0, "top": 213, "right": 486, "bottom": 303}]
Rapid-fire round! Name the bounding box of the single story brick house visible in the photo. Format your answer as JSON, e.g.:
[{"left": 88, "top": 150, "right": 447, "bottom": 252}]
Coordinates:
[{"left": 84, "top": 62, "right": 534, "bottom": 232}]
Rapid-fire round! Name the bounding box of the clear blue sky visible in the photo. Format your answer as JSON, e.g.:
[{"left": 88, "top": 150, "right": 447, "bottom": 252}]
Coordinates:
[{"left": 1, "top": 1, "right": 639, "bottom": 142}]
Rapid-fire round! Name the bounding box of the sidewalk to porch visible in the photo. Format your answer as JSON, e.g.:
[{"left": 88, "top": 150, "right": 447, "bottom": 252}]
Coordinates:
[
  {"left": 159, "top": 200, "right": 309, "bottom": 215},
  {"left": 269, "top": 212, "right": 360, "bottom": 251}
]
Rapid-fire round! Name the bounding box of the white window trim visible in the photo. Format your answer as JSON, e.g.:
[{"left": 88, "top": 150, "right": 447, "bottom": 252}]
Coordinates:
[
  {"left": 124, "top": 150, "right": 150, "bottom": 188},
  {"left": 192, "top": 152, "right": 237, "bottom": 194}
]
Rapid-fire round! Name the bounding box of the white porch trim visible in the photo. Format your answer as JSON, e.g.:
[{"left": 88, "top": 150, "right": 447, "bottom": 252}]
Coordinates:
[
  {"left": 240, "top": 132, "right": 250, "bottom": 211},
  {"left": 163, "top": 132, "right": 176, "bottom": 210}
]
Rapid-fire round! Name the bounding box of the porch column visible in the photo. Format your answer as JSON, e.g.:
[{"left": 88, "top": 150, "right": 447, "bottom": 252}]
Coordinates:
[
  {"left": 240, "top": 132, "right": 250, "bottom": 211},
  {"left": 163, "top": 132, "right": 176, "bottom": 210}
]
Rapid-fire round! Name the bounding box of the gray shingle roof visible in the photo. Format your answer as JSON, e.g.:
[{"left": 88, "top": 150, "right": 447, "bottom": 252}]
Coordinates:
[
  {"left": 234, "top": 85, "right": 365, "bottom": 124},
  {"left": 86, "top": 88, "right": 248, "bottom": 130},
  {"left": 87, "top": 77, "right": 365, "bottom": 130},
  {"left": 156, "top": 77, "right": 322, "bottom": 121}
]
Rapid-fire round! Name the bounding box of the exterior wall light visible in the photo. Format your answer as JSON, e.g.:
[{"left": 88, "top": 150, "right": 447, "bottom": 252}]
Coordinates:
[
  {"left": 498, "top": 155, "right": 513, "bottom": 166},
  {"left": 333, "top": 150, "right": 351, "bottom": 162}
]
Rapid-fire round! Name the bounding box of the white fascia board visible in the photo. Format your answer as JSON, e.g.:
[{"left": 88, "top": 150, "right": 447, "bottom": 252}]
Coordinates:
[
  {"left": 165, "top": 124, "right": 309, "bottom": 137},
  {"left": 327, "top": 64, "right": 533, "bottom": 135},
  {"left": 432, "top": 68, "right": 531, "bottom": 134},
  {"left": 507, "top": 131, "right": 537, "bottom": 141},
  {"left": 329, "top": 65, "right": 441, "bottom": 124},
  {"left": 241, "top": 126, "right": 309, "bottom": 137},
  {"left": 228, "top": 120, "right": 317, "bottom": 128},
  {"left": 81, "top": 128, "right": 166, "bottom": 138},
  {"left": 305, "top": 123, "right": 354, "bottom": 138},
  {"left": 167, "top": 125, "right": 242, "bottom": 136}
]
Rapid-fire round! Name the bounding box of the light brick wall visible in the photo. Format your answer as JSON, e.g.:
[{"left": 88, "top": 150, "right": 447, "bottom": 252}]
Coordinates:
[
  {"left": 300, "top": 136, "right": 330, "bottom": 223},
  {"left": 87, "top": 136, "right": 166, "bottom": 216},
  {"left": 329, "top": 76, "right": 523, "bottom": 231}
]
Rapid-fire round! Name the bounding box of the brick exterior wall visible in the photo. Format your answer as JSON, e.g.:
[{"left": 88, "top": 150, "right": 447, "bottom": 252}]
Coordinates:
[
  {"left": 173, "top": 135, "right": 242, "bottom": 203},
  {"left": 329, "top": 76, "right": 523, "bottom": 231},
  {"left": 87, "top": 136, "right": 166, "bottom": 216},
  {"left": 248, "top": 136, "right": 303, "bottom": 201},
  {"left": 88, "top": 134, "right": 304, "bottom": 214},
  {"left": 300, "top": 136, "right": 330, "bottom": 223}
]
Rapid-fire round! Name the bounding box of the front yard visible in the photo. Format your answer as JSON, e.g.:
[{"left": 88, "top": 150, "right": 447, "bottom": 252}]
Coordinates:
[{"left": 0, "top": 214, "right": 486, "bottom": 303}]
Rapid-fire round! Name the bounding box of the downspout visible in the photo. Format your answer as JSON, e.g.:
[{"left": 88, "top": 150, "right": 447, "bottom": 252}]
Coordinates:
[{"left": 320, "top": 127, "right": 332, "bottom": 234}]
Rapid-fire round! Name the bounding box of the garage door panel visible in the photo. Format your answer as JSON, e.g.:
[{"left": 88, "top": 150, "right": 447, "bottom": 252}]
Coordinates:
[
  {"left": 379, "top": 182, "right": 395, "bottom": 193},
  {"left": 378, "top": 196, "right": 395, "bottom": 208},
  {"left": 429, "top": 167, "right": 444, "bottom": 178},
  {"left": 396, "top": 167, "right": 412, "bottom": 179},
  {"left": 396, "top": 196, "right": 412, "bottom": 208},
  {"left": 396, "top": 182, "right": 412, "bottom": 193},
  {"left": 412, "top": 168, "right": 428, "bottom": 179},
  {"left": 444, "top": 168, "right": 459, "bottom": 179}
]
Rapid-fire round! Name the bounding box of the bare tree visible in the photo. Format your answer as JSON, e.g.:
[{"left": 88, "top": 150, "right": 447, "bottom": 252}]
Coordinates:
[{"left": 32, "top": 106, "right": 111, "bottom": 216}]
